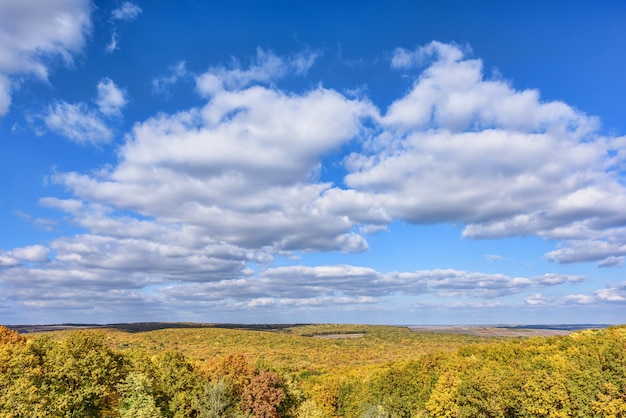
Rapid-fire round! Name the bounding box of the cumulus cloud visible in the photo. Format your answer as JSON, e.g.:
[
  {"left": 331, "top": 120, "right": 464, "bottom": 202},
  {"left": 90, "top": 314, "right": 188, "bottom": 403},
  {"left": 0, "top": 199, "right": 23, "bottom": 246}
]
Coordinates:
[
  {"left": 96, "top": 78, "right": 127, "bottom": 116},
  {"left": 7, "top": 44, "right": 626, "bottom": 321},
  {"left": 335, "top": 41, "right": 626, "bottom": 267},
  {"left": 51, "top": 56, "right": 375, "bottom": 252},
  {"left": 0, "top": 0, "right": 91, "bottom": 115},
  {"left": 563, "top": 294, "right": 596, "bottom": 305},
  {"left": 525, "top": 293, "right": 548, "bottom": 305},
  {"left": 0, "top": 75, "right": 11, "bottom": 115},
  {"left": 11, "top": 245, "right": 50, "bottom": 263},
  {"left": 560, "top": 281, "right": 626, "bottom": 306}
]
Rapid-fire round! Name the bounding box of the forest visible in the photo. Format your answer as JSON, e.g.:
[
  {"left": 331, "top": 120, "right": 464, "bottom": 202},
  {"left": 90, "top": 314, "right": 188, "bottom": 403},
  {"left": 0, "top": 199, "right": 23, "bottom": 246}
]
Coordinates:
[{"left": 0, "top": 323, "right": 625, "bottom": 417}]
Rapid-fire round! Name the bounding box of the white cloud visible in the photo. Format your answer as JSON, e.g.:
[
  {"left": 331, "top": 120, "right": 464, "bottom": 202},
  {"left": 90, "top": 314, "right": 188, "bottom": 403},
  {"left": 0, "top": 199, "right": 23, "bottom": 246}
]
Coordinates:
[
  {"left": 11, "top": 245, "right": 50, "bottom": 263},
  {"left": 598, "top": 256, "right": 624, "bottom": 268},
  {"left": 525, "top": 293, "right": 548, "bottom": 305},
  {"left": 96, "top": 77, "right": 127, "bottom": 116},
  {"left": 391, "top": 41, "right": 466, "bottom": 69},
  {"left": 336, "top": 42, "right": 626, "bottom": 266},
  {"left": 544, "top": 238, "right": 626, "bottom": 264},
  {"left": 111, "top": 2, "right": 142, "bottom": 21},
  {"left": 44, "top": 101, "right": 112, "bottom": 144},
  {"left": 0, "top": 254, "right": 20, "bottom": 268},
  {"left": 105, "top": 31, "right": 118, "bottom": 53},
  {"left": 563, "top": 294, "right": 596, "bottom": 305},
  {"left": 595, "top": 283, "right": 626, "bottom": 303},
  {"left": 0, "top": 0, "right": 91, "bottom": 115},
  {"left": 0, "top": 75, "right": 11, "bottom": 115},
  {"left": 43, "top": 77, "right": 128, "bottom": 143},
  {"left": 152, "top": 61, "right": 188, "bottom": 94},
  {"left": 195, "top": 48, "right": 319, "bottom": 96},
  {"left": 106, "top": 2, "right": 142, "bottom": 53},
  {"left": 7, "top": 44, "right": 626, "bottom": 321},
  {"left": 52, "top": 58, "right": 375, "bottom": 251}
]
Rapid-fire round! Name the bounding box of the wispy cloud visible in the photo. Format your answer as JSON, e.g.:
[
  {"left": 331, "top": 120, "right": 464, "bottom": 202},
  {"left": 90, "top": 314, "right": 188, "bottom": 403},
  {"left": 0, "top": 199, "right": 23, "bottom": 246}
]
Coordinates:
[
  {"left": 195, "top": 48, "right": 319, "bottom": 96},
  {"left": 44, "top": 101, "right": 113, "bottom": 145},
  {"left": 43, "top": 77, "right": 128, "bottom": 144},
  {"left": 152, "top": 61, "right": 188, "bottom": 95},
  {"left": 111, "top": 2, "right": 142, "bottom": 21},
  {"left": 106, "top": 2, "right": 142, "bottom": 53}
]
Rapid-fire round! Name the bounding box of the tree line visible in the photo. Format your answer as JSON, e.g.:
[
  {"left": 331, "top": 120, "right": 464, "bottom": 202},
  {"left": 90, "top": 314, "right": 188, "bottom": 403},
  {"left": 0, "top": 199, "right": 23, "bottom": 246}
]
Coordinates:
[{"left": 1, "top": 325, "right": 625, "bottom": 417}]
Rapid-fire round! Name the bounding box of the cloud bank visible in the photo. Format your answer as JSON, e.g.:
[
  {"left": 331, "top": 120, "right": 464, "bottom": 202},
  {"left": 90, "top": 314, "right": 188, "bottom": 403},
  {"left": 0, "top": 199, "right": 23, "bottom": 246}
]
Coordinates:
[{"left": 3, "top": 42, "right": 625, "bottom": 323}]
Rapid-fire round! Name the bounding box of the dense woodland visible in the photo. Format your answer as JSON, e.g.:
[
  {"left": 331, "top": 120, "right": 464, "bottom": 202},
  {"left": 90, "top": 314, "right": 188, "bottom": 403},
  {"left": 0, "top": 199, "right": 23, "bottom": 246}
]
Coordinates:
[{"left": 1, "top": 324, "right": 625, "bottom": 417}]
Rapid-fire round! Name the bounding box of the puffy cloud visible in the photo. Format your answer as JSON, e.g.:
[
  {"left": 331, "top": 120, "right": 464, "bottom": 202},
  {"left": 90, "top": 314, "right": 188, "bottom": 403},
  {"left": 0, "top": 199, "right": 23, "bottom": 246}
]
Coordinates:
[
  {"left": 544, "top": 236, "right": 626, "bottom": 265},
  {"left": 0, "top": 0, "right": 91, "bottom": 115},
  {"left": 525, "top": 293, "right": 548, "bottom": 305},
  {"left": 0, "top": 254, "right": 20, "bottom": 268},
  {"left": 44, "top": 101, "right": 112, "bottom": 144},
  {"left": 0, "top": 75, "right": 11, "bottom": 115},
  {"left": 8, "top": 44, "right": 626, "bottom": 321},
  {"left": 386, "top": 42, "right": 594, "bottom": 133},
  {"left": 96, "top": 78, "right": 127, "bottom": 116},
  {"left": 595, "top": 282, "right": 626, "bottom": 303},
  {"left": 52, "top": 57, "right": 375, "bottom": 252},
  {"left": 337, "top": 41, "right": 626, "bottom": 266},
  {"left": 563, "top": 294, "right": 596, "bottom": 305},
  {"left": 560, "top": 282, "right": 626, "bottom": 306},
  {"left": 11, "top": 245, "right": 50, "bottom": 263}
]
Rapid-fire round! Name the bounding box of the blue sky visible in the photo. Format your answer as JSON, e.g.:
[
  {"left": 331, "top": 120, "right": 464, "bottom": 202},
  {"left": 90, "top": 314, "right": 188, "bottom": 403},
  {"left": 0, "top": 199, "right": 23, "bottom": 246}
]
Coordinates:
[{"left": 1, "top": 0, "right": 625, "bottom": 325}]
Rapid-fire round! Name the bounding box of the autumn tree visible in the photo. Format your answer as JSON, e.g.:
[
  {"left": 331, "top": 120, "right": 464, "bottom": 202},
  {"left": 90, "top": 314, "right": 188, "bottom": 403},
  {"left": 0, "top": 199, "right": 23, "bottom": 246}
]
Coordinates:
[
  {"left": 152, "top": 350, "right": 202, "bottom": 418},
  {"left": 0, "top": 326, "right": 25, "bottom": 346},
  {"left": 41, "top": 331, "right": 125, "bottom": 417},
  {"left": 243, "top": 370, "right": 285, "bottom": 418},
  {"left": 118, "top": 371, "right": 164, "bottom": 418}
]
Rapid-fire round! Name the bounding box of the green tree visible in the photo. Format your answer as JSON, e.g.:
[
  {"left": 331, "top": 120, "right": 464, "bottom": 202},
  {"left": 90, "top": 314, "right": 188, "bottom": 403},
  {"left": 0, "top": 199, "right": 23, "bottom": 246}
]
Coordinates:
[
  {"left": 152, "top": 350, "right": 202, "bottom": 417},
  {"left": 193, "top": 378, "right": 232, "bottom": 418},
  {"left": 0, "top": 341, "right": 48, "bottom": 417},
  {"left": 42, "top": 331, "right": 125, "bottom": 417},
  {"left": 119, "top": 371, "right": 164, "bottom": 417}
]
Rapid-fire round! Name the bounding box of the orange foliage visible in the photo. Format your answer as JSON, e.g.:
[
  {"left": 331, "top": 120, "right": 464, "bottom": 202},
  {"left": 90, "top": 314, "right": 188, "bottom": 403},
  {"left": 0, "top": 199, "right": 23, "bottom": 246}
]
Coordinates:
[
  {"left": 243, "top": 370, "right": 285, "bottom": 418},
  {"left": 0, "top": 326, "right": 25, "bottom": 346}
]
